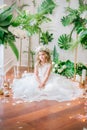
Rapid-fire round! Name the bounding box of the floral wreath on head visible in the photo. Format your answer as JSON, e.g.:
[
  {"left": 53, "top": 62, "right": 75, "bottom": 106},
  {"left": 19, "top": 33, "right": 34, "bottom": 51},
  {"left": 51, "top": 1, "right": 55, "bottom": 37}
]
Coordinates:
[{"left": 35, "top": 45, "right": 51, "bottom": 55}]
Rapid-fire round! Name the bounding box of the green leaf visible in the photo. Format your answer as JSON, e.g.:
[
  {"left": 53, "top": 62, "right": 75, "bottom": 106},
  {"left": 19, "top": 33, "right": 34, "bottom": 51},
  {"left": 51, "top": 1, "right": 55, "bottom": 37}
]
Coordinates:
[
  {"left": 80, "top": 30, "right": 87, "bottom": 49},
  {"left": 8, "top": 41, "right": 19, "bottom": 60},
  {"left": 38, "top": 0, "right": 56, "bottom": 14},
  {"left": 40, "top": 31, "right": 53, "bottom": 45},
  {"left": 61, "top": 7, "right": 79, "bottom": 26},
  {"left": 58, "top": 34, "right": 71, "bottom": 50},
  {"left": 0, "top": 27, "right": 8, "bottom": 33},
  {"left": 0, "top": 39, "right": 3, "bottom": 44},
  {"left": 0, "top": 3, "right": 15, "bottom": 22},
  {"left": 0, "top": 15, "right": 13, "bottom": 26},
  {"left": 52, "top": 45, "right": 59, "bottom": 63},
  {"left": 4, "top": 32, "right": 19, "bottom": 60}
]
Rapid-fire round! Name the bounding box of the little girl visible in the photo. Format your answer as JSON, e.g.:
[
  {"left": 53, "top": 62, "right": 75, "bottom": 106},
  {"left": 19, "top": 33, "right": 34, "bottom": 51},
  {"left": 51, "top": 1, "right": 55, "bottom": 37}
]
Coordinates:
[{"left": 12, "top": 46, "right": 83, "bottom": 102}]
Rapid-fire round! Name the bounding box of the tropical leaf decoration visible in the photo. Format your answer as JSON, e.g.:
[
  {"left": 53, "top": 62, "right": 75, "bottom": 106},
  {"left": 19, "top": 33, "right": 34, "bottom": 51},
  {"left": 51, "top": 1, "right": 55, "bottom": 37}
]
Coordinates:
[
  {"left": 61, "top": 7, "right": 85, "bottom": 35},
  {"left": 53, "top": 59, "right": 87, "bottom": 78},
  {"left": 4, "top": 32, "right": 19, "bottom": 60},
  {"left": 60, "top": 1, "right": 87, "bottom": 50},
  {"left": 76, "top": 62, "right": 87, "bottom": 75},
  {"left": 80, "top": 29, "right": 87, "bottom": 49},
  {"left": 37, "top": 0, "right": 56, "bottom": 14},
  {"left": 61, "top": 8, "right": 79, "bottom": 26},
  {"left": 58, "top": 34, "right": 71, "bottom": 50},
  {"left": 11, "top": 10, "right": 48, "bottom": 35},
  {"left": 12, "top": 0, "right": 56, "bottom": 36},
  {"left": 79, "top": 0, "right": 87, "bottom": 12},
  {"left": 62, "top": 60, "right": 74, "bottom": 78},
  {"left": 0, "top": 3, "right": 19, "bottom": 60},
  {"left": 52, "top": 60, "right": 74, "bottom": 78},
  {"left": 40, "top": 31, "right": 53, "bottom": 45},
  {"left": 52, "top": 45, "right": 59, "bottom": 63}
]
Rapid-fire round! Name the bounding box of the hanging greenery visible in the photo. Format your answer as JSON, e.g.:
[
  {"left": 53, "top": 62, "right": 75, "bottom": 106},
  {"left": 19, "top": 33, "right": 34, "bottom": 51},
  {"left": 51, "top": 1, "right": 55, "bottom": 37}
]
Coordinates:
[
  {"left": 11, "top": 0, "right": 56, "bottom": 36},
  {"left": 37, "top": 0, "right": 56, "bottom": 14},
  {"left": 0, "top": 0, "right": 56, "bottom": 60},
  {"left": 0, "top": 3, "right": 19, "bottom": 60}
]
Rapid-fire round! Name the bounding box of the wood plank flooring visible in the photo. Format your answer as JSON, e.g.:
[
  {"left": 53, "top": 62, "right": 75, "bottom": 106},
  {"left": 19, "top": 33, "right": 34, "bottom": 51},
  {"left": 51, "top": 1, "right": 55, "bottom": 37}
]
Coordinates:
[{"left": 0, "top": 67, "right": 87, "bottom": 130}]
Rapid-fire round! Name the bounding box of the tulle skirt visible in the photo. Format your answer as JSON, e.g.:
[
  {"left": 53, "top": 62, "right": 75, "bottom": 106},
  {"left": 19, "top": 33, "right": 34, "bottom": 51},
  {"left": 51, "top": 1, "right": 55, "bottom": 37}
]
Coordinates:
[{"left": 12, "top": 73, "right": 83, "bottom": 102}]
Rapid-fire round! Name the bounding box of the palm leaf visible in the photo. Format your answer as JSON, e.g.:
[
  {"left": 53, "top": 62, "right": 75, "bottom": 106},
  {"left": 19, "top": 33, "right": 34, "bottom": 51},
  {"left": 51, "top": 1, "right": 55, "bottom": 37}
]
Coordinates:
[
  {"left": 80, "top": 30, "right": 87, "bottom": 49},
  {"left": 0, "top": 3, "right": 15, "bottom": 22},
  {"left": 4, "top": 32, "right": 19, "bottom": 60},
  {"left": 79, "top": 0, "right": 87, "bottom": 12},
  {"left": 0, "top": 15, "right": 13, "bottom": 26},
  {"left": 8, "top": 41, "right": 19, "bottom": 60},
  {"left": 38, "top": 0, "right": 56, "bottom": 14}
]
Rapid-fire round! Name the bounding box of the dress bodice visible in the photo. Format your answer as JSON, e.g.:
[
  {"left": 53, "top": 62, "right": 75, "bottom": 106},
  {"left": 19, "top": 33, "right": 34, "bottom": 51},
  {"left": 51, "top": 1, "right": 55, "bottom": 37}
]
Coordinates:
[{"left": 38, "top": 63, "right": 50, "bottom": 78}]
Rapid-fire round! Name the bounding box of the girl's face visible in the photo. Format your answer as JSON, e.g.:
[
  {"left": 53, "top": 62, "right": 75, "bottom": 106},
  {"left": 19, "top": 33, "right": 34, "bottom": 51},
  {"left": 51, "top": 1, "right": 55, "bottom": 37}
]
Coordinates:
[{"left": 38, "top": 51, "right": 47, "bottom": 63}]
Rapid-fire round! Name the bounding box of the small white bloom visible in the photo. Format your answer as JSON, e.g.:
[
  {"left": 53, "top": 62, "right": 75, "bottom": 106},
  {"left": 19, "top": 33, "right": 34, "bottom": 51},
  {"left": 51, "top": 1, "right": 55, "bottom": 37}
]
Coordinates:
[
  {"left": 58, "top": 69, "right": 62, "bottom": 73},
  {"left": 52, "top": 62, "right": 55, "bottom": 65},
  {"left": 62, "top": 65, "right": 66, "bottom": 69},
  {"left": 52, "top": 68, "right": 56, "bottom": 72},
  {"left": 54, "top": 64, "right": 58, "bottom": 68}
]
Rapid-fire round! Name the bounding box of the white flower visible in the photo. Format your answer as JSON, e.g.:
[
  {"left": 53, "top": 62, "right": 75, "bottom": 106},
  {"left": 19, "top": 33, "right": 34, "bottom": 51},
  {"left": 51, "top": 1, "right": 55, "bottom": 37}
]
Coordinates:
[
  {"left": 54, "top": 64, "right": 58, "bottom": 68},
  {"left": 35, "top": 45, "right": 50, "bottom": 54},
  {"left": 52, "top": 68, "right": 56, "bottom": 72},
  {"left": 58, "top": 69, "right": 62, "bottom": 73},
  {"left": 62, "top": 65, "right": 66, "bottom": 69},
  {"left": 52, "top": 62, "right": 55, "bottom": 65}
]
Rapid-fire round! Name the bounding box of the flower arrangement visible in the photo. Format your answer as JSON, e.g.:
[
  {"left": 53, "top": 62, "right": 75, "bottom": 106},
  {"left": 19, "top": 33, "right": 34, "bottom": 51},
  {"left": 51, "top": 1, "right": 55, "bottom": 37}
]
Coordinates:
[
  {"left": 52, "top": 59, "right": 87, "bottom": 78},
  {"left": 35, "top": 45, "right": 51, "bottom": 54}
]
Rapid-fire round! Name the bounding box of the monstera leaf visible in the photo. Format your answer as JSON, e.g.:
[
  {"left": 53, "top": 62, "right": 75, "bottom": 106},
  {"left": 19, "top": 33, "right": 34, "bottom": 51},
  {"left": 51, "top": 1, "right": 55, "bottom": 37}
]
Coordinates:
[
  {"left": 61, "top": 8, "right": 78, "bottom": 26},
  {"left": 58, "top": 34, "right": 71, "bottom": 50}
]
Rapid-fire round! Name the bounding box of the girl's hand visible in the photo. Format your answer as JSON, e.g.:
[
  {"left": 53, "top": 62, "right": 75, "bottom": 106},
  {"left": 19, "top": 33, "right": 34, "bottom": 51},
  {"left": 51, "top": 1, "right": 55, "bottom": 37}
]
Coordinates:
[{"left": 38, "top": 82, "right": 45, "bottom": 89}]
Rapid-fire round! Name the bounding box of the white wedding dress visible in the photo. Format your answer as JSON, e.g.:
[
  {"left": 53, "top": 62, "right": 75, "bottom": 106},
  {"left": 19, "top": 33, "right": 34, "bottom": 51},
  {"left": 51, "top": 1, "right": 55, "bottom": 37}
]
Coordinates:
[{"left": 12, "top": 63, "right": 83, "bottom": 102}]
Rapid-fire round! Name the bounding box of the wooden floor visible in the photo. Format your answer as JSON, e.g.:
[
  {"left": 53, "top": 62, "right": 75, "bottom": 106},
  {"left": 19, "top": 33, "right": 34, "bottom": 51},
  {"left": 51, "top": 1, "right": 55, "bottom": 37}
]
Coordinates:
[{"left": 0, "top": 67, "right": 87, "bottom": 130}]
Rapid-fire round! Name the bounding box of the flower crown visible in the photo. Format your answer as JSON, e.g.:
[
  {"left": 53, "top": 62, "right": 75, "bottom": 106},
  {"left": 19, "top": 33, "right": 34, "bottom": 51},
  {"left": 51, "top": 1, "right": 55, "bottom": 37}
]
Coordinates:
[{"left": 35, "top": 45, "right": 50, "bottom": 54}]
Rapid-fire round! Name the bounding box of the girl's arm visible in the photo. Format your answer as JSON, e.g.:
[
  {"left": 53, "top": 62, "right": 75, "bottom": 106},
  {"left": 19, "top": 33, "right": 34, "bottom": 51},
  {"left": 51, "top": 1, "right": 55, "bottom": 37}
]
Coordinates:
[{"left": 34, "top": 63, "right": 41, "bottom": 85}]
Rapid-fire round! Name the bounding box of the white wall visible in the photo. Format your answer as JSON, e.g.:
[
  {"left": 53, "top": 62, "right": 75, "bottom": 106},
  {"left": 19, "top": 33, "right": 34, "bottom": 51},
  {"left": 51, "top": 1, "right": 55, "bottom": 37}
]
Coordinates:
[{"left": 4, "top": 0, "right": 87, "bottom": 73}]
